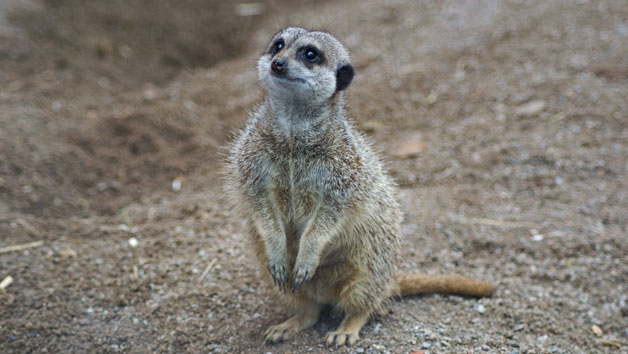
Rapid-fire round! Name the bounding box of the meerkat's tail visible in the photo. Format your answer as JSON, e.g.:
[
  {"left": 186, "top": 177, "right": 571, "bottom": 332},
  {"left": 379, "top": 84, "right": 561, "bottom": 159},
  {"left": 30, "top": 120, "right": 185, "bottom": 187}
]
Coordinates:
[{"left": 394, "top": 273, "right": 494, "bottom": 298}]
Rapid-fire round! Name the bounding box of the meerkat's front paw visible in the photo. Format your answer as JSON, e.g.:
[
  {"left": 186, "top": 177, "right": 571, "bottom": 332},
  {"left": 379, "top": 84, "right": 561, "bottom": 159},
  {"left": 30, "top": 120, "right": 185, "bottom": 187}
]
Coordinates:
[
  {"left": 269, "top": 262, "right": 288, "bottom": 292},
  {"left": 325, "top": 331, "right": 359, "bottom": 346},
  {"left": 291, "top": 264, "right": 314, "bottom": 291}
]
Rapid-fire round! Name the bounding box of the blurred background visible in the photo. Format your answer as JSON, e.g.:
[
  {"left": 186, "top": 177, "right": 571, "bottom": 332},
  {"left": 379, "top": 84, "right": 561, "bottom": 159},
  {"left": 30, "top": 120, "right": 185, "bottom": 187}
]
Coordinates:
[{"left": 1, "top": 0, "right": 626, "bottom": 352}]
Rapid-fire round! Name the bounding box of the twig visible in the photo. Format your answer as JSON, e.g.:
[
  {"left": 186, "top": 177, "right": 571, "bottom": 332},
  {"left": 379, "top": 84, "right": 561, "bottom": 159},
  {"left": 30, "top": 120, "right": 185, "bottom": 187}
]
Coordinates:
[
  {"left": 453, "top": 217, "right": 538, "bottom": 229},
  {"left": 599, "top": 338, "right": 623, "bottom": 348},
  {"left": 0, "top": 241, "right": 44, "bottom": 254},
  {"left": 133, "top": 265, "right": 139, "bottom": 281},
  {"left": 0, "top": 275, "right": 13, "bottom": 289},
  {"left": 16, "top": 218, "right": 44, "bottom": 237},
  {"left": 198, "top": 258, "right": 217, "bottom": 283},
  {"left": 0, "top": 275, "right": 14, "bottom": 305}
]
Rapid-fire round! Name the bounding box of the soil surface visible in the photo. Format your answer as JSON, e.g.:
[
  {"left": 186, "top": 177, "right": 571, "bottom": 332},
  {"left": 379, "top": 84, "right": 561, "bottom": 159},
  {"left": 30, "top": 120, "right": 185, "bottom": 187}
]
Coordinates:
[{"left": 1, "top": 0, "right": 627, "bottom": 353}]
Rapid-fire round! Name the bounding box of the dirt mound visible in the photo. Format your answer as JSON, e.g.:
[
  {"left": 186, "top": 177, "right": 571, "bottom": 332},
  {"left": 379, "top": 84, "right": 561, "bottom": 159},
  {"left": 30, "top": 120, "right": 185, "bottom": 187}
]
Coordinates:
[
  {"left": 5, "top": 0, "right": 260, "bottom": 86},
  {"left": 0, "top": 0, "right": 274, "bottom": 217}
]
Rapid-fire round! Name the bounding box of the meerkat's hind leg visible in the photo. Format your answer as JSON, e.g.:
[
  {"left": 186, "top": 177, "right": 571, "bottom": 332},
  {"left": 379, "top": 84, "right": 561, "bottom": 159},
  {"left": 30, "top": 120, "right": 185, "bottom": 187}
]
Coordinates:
[
  {"left": 325, "top": 311, "right": 370, "bottom": 346},
  {"left": 264, "top": 300, "right": 322, "bottom": 344}
]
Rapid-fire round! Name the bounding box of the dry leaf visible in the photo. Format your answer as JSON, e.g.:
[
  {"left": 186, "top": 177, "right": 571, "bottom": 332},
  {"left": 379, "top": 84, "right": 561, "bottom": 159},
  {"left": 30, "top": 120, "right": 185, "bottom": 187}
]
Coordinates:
[{"left": 591, "top": 325, "right": 603, "bottom": 336}]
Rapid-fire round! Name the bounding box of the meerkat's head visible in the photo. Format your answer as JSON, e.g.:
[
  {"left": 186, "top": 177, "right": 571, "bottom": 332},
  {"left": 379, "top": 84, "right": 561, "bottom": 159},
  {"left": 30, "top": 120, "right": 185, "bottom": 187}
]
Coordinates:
[{"left": 257, "top": 27, "right": 354, "bottom": 106}]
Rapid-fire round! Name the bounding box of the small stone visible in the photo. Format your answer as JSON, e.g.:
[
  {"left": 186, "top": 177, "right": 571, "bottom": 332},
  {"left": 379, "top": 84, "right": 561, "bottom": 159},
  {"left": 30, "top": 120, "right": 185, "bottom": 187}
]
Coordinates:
[
  {"left": 355, "top": 348, "right": 365, "bottom": 353},
  {"left": 393, "top": 141, "right": 429, "bottom": 158},
  {"left": 514, "top": 100, "right": 546, "bottom": 116},
  {"left": 143, "top": 89, "right": 157, "bottom": 101},
  {"left": 421, "top": 342, "right": 431, "bottom": 349},
  {"left": 171, "top": 178, "right": 182, "bottom": 192},
  {"left": 128, "top": 237, "right": 139, "bottom": 248},
  {"left": 531, "top": 234, "right": 544, "bottom": 242},
  {"left": 58, "top": 248, "right": 77, "bottom": 257},
  {"left": 477, "top": 304, "right": 486, "bottom": 313},
  {"left": 426, "top": 91, "right": 438, "bottom": 105},
  {"left": 373, "top": 322, "right": 381, "bottom": 334}
]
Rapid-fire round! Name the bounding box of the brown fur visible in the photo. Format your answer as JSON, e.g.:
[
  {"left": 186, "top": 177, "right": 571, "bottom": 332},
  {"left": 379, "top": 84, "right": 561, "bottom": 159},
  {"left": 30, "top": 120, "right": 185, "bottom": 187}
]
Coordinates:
[{"left": 225, "top": 27, "right": 494, "bottom": 347}]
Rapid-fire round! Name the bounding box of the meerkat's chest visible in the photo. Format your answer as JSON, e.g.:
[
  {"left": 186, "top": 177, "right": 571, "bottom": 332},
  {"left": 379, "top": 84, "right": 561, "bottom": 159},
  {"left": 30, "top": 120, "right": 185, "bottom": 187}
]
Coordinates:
[{"left": 270, "top": 156, "right": 324, "bottom": 222}]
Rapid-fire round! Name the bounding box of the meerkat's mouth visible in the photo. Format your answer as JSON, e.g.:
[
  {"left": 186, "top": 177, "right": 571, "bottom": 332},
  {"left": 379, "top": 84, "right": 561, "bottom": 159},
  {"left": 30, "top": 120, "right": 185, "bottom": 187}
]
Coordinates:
[{"left": 270, "top": 72, "right": 307, "bottom": 84}]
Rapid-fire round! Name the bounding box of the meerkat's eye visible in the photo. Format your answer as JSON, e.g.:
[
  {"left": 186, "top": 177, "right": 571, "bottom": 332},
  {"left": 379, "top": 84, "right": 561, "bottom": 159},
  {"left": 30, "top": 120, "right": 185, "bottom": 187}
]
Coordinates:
[
  {"left": 272, "top": 39, "right": 284, "bottom": 55},
  {"left": 297, "top": 46, "right": 322, "bottom": 65},
  {"left": 304, "top": 49, "right": 319, "bottom": 62}
]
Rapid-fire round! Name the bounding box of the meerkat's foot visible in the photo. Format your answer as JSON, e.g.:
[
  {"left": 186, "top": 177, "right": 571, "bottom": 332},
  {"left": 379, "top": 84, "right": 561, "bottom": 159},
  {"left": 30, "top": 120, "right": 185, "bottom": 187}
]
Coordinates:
[
  {"left": 264, "top": 322, "right": 298, "bottom": 344},
  {"left": 325, "top": 311, "right": 370, "bottom": 347},
  {"left": 264, "top": 302, "right": 322, "bottom": 344}
]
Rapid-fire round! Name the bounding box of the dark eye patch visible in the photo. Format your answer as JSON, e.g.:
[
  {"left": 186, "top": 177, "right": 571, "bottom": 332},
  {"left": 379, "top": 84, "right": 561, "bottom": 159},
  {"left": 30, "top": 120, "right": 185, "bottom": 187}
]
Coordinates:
[
  {"left": 270, "top": 39, "right": 284, "bottom": 55},
  {"left": 298, "top": 46, "right": 323, "bottom": 65}
]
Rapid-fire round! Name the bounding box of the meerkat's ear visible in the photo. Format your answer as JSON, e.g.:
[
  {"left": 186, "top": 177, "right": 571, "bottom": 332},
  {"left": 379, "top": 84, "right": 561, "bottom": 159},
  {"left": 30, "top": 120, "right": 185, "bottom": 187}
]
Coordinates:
[{"left": 336, "top": 63, "right": 354, "bottom": 92}]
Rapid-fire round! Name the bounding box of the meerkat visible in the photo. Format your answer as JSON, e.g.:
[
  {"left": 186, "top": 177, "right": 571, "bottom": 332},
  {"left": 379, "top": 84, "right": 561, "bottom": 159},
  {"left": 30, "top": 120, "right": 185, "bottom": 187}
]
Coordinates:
[{"left": 226, "top": 27, "right": 494, "bottom": 347}]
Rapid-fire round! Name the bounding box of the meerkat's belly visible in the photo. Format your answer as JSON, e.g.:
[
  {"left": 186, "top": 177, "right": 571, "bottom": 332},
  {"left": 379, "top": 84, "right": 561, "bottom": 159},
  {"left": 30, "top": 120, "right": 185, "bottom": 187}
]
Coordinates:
[
  {"left": 269, "top": 157, "right": 325, "bottom": 229},
  {"left": 272, "top": 174, "right": 319, "bottom": 226}
]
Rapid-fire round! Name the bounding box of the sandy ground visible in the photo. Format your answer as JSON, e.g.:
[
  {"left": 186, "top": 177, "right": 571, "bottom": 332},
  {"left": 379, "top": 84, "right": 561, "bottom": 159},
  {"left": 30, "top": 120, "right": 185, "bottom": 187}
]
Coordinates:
[{"left": 1, "top": 0, "right": 627, "bottom": 353}]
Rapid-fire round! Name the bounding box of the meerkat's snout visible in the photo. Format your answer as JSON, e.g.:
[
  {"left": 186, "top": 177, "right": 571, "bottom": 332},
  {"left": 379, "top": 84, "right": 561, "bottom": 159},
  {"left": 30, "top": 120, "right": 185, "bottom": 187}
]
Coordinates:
[{"left": 271, "top": 58, "right": 286, "bottom": 74}]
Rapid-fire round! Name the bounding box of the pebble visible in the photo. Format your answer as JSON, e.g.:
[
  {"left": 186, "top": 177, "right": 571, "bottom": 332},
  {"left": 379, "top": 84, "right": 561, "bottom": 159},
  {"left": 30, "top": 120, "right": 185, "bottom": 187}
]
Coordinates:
[
  {"left": 393, "top": 141, "right": 429, "bottom": 158},
  {"left": 373, "top": 322, "right": 381, "bottom": 333},
  {"left": 355, "top": 348, "right": 365, "bottom": 353},
  {"left": 531, "top": 234, "right": 544, "bottom": 242},
  {"left": 421, "top": 342, "right": 431, "bottom": 349},
  {"left": 58, "top": 247, "right": 77, "bottom": 257},
  {"left": 128, "top": 237, "right": 139, "bottom": 248},
  {"left": 477, "top": 304, "right": 486, "bottom": 313},
  {"left": 514, "top": 100, "right": 546, "bottom": 116},
  {"left": 513, "top": 324, "right": 526, "bottom": 332},
  {"left": 171, "top": 178, "right": 182, "bottom": 192}
]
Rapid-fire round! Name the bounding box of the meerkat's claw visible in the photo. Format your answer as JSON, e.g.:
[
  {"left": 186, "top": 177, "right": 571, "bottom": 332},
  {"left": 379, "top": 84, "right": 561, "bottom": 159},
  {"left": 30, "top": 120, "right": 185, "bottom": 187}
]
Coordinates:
[
  {"left": 270, "top": 264, "right": 288, "bottom": 292},
  {"left": 291, "top": 266, "right": 313, "bottom": 291},
  {"left": 325, "top": 331, "right": 359, "bottom": 346}
]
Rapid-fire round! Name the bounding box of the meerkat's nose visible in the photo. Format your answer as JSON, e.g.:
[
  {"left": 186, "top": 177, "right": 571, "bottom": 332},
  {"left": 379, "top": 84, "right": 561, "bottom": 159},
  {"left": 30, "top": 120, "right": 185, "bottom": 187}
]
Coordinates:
[{"left": 271, "top": 58, "right": 286, "bottom": 74}]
